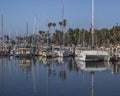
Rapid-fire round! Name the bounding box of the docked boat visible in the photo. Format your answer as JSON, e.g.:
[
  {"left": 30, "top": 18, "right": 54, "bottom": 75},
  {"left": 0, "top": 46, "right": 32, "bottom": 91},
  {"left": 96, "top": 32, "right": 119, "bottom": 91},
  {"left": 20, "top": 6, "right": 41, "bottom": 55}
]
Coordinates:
[
  {"left": 65, "top": 47, "right": 74, "bottom": 56},
  {"left": 0, "top": 49, "right": 10, "bottom": 57},
  {"left": 75, "top": 45, "right": 81, "bottom": 56},
  {"left": 77, "top": 49, "right": 110, "bottom": 61},
  {"left": 76, "top": 0, "right": 110, "bottom": 62},
  {"left": 106, "top": 45, "right": 120, "bottom": 61},
  {"left": 54, "top": 46, "right": 70, "bottom": 57},
  {"left": 42, "top": 45, "right": 52, "bottom": 57},
  {"left": 13, "top": 44, "right": 34, "bottom": 58},
  {"left": 0, "top": 43, "right": 10, "bottom": 57},
  {"left": 38, "top": 45, "right": 59, "bottom": 58}
]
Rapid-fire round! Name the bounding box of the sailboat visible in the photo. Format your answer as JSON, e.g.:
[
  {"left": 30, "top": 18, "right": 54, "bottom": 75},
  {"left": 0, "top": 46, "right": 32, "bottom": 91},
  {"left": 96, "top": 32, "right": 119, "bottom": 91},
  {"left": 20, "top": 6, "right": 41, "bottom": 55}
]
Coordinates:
[
  {"left": 0, "top": 15, "right": 10, "bottom": 56},
  {"left": 77, "top": 0, "right": 110, "bottom": 61},
  {"left": 54, "top": 4, "right": 71, "bottom": 58},
  {"left": 13, "top": 23, "right": 34, "bottom": 58}
]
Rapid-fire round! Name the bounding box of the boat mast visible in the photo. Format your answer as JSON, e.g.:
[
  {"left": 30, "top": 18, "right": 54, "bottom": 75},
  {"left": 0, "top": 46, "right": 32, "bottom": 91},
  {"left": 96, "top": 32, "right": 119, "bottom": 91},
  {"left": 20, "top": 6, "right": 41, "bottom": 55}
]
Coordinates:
[
  {"left": 83, "top": 30, "right": 85, "bottom": 48},
  {"left": 91, "top": 0, "right": 94, "bottom": 48},
  {"left": 78, "top": 29, "right": 80, "bottom": 45},
  {"left": 62, "top": 4, "right": 64, "bottom": 48},
  {"left": 16, "top": 29, "right": 19, "bottom": 44},
  {"left": 9, "top": 25, "right": 11, "bottom": 44},
  {"left": 26, "top": 22, "right": 28, "bottom": 37},
  {"left": 0, "top": 14, "right": 3, "bottom": 41},
  {"left": 26, "top": 22, "right": 28, "bottom": 44},
  {"left": 32, "top": 16, "right": 37, "bottom": 45},
  {"left": 33, "top": 16, "right": 37, "bottom": 35},
  {"left": 46, "top": 17, "right": 49, "bottom": 46}
]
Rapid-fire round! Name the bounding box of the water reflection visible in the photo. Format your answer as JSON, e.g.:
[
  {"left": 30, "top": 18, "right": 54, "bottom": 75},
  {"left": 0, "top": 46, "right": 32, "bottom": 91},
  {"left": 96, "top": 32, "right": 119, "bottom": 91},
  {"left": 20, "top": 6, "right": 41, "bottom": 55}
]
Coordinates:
[
  {"left": 75, "top": 58, "right": 110, "bottom": 96},
  {"left": 111, "top": 61, "right": 120, "bottom": 75},
  {"left": 75, "top": 59, "right": 110, "bottom": 72},
  {"left": 19, "top": 58, "right": 32, "bottom": 74},
  {"left": 0, "top": 57, "right": 120, "bottom": 96}
]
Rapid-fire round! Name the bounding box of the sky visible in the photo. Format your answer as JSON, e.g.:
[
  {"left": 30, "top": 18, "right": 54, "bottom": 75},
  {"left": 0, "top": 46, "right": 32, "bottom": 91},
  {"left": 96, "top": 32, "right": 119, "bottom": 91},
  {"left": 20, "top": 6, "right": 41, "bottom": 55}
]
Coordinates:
[{"left": 0, "top": 0, "right": 120, "bottom": 37}]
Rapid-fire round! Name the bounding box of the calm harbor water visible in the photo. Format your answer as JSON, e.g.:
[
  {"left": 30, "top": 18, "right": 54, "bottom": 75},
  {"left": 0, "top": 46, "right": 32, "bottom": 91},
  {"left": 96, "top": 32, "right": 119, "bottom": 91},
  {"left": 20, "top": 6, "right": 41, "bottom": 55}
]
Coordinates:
[{"left": 0, "top": 57, "right": 120, "bottom": 96}]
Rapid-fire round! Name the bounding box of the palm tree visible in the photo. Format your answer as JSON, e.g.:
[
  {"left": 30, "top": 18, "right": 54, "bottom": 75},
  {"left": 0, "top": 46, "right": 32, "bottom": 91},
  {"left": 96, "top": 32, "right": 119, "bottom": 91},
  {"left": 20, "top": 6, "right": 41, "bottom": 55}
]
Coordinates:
[
  {"left": 52, "top": 23, "right": 56, "bottom": 44},
  {"left": 52, "top": 30, "right": 61, "bottom": 45},
  {"left": 59, "top": 21, "right": 63, "bottom": 30},
  {"left": 48, "top": 23, "right": 52, "bottom": 27},
  {"left": 63, "top": 19, "right": 67, "bottom": 28},
  {"left": 52, "top": 23, "right": 56, "bottom": 30},
  {"left": 47, "top": 23, "right": 52, "bottom": 45},
  {"left": 48, "top": 23, "right": 52, "bottom": 31},
  {"left": 62, "top": 19, "right": 67, "bottom": 47},
  {"left": 58, "top": 21, "right": 63, "bottom": 45}
]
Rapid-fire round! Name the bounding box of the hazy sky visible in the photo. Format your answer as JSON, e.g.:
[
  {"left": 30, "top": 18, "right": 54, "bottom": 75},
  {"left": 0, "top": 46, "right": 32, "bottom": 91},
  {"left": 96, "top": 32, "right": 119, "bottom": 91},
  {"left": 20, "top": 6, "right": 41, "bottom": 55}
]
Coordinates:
[{"left": 0, "top": 0, "right": 120, "bottom": 37}]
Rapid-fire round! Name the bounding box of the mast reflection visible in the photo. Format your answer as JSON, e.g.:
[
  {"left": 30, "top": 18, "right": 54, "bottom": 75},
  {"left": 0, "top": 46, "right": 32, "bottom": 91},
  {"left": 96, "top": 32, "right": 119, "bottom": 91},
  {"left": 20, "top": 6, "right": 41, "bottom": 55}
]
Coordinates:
[
  {"left": 0, "top": 57, "right": 12, "bottom": 96},
  {"left": 18, "top": 58, "right": 37, "bottom": 95},
  {"left": 37, "top": 57, "right": 67, "bottom": 96},
  {"left": 0, "top": 58, "right": 3, "bottom": 96}
]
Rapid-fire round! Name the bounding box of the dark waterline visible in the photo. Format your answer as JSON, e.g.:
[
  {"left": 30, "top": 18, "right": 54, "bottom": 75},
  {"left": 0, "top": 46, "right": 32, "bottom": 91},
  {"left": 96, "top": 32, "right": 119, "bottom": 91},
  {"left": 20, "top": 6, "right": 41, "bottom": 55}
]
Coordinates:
[{"left": 0, "top": 57, "right": 120, "bottom": 96}]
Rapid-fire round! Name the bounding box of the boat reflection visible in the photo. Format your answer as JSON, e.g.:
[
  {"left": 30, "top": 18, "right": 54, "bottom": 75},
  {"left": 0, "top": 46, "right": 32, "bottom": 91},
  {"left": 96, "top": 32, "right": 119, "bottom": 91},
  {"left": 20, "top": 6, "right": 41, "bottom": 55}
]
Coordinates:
[
  {"left": 19, "top": 58, "right": 31, "bottom": 67},
  {"left": 19, "top": 58, "right": 32, "bottom": 75},
  {"left": 76, "top": 60, "right": 110, "bottom": 72},
  {"left": 18, "top": 58, "right": 37, "bottom": 95},
  {"left": 75, "top": 59, "right": 110, "bottom": 96},
  {"left": 37, "top": 56, "right": 65, "bottom": 65},
  {"left": 0, "top": 57, "right": 114, "bottom": 96},
  {"left": 111, "top": 61, "right": 120, "bottom": 75}
]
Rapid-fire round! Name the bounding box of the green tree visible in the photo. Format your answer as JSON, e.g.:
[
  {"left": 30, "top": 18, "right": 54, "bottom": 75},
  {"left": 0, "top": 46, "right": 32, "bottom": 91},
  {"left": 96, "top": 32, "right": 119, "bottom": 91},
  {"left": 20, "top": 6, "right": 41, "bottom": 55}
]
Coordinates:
[
  {"left": 52, "top": 30, "right": 63, "bottom": 45},
  {"left": 52, "top": 23, "right": 56, "bottom": 30},
  {"left": 59, "top": 21, "right": 63, "bottom": 29}
]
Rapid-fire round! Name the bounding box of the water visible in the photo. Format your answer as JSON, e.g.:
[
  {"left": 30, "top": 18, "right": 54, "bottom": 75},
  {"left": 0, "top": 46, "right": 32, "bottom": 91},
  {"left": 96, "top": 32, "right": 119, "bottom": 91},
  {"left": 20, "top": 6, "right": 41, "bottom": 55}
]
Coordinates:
[{"left": 0, "top": 57, "right": 120, "bottom": 96}]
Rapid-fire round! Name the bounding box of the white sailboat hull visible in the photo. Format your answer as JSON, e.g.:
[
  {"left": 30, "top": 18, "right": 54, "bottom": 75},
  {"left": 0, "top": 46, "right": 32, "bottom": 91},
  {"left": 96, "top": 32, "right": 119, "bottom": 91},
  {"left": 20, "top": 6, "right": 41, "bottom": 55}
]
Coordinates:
[{"left": 77, "top": 50, "right": 110, "bottom": 61}]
